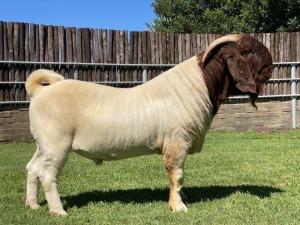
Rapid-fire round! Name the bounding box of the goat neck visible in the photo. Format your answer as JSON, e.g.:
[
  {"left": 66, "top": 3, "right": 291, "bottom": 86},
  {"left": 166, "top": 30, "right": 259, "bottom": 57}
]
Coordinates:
[{"left": 197, "top": 52, "right": 231, "bottom": 115}]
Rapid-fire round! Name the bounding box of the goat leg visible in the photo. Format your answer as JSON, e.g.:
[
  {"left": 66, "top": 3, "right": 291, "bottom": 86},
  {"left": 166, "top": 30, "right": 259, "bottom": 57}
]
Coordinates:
[{"left": 163, "top": 141, "right": 188, "bottom": 212}]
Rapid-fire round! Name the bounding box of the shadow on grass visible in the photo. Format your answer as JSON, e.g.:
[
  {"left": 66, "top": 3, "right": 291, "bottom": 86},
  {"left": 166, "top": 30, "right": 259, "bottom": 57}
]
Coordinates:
[{"left": 62, "top": 185, "right": 283, "bottom": 209}]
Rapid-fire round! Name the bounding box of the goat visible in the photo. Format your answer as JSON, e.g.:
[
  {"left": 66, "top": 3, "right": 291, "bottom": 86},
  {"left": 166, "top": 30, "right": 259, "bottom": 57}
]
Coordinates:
[{"left": 25, "top": 34, "right": 273, "bottom": 215}]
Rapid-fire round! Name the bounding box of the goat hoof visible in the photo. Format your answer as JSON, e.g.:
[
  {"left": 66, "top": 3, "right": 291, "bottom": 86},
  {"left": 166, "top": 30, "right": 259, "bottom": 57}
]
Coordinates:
[
  {"left": 26, "top": 201, "right": 40, "bottom": 210},
  {"left": 169, "top": 202, "right": 188, "bottom": 212},
  {"left": 49, "top": 209, "right": 68, "bottom": 216}
]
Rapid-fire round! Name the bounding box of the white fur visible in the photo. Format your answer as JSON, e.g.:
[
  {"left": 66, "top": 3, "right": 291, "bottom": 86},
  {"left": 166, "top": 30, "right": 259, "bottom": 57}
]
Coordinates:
[{"left": 25, "top": 56, "right": 213, "bottom": 215}]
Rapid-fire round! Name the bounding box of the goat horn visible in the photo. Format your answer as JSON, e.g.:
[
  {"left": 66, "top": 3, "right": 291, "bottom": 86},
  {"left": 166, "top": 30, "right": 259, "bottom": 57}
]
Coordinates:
[{"left": 202, "top": 34, "right": 240, "bottom": 64}]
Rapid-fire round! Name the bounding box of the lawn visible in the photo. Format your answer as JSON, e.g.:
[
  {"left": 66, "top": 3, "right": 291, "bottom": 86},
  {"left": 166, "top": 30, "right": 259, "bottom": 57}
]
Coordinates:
[{"left": 0, "top": 130, "right": 300, "bottom": 225}]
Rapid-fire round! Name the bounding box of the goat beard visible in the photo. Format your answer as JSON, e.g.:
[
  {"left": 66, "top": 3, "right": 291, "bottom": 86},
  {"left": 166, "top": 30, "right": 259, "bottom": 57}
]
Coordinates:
[{"left": 250, "top": 93, "right": 258, "bottom": 110}]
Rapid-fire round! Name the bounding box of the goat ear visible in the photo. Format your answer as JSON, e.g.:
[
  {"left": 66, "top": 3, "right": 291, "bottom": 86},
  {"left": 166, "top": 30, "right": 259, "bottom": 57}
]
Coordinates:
[{"left": 227, "top": 56, "right": 257, "bottom": 94}]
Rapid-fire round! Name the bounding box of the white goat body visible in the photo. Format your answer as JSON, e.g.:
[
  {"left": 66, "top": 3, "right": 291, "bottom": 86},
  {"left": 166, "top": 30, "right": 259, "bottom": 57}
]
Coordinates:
[
  {"left": 26, "top": 56, "right": 213, "bottom": 215},
  {"left": 25, "top": 34, "right": 273, "bottom": 215},
  {"left": 29, "top": 56, "right": 212, "bottom": 158}
]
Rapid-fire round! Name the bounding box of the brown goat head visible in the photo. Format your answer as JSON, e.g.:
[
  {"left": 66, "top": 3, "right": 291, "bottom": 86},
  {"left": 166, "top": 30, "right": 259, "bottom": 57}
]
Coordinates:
[{"left": 200, "top": 34, "right": 273, "bottom": 114}]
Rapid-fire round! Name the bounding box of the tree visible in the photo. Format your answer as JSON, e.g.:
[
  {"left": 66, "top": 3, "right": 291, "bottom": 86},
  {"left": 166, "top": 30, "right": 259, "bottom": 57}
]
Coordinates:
[{"left": 150, "top": 0, "right": 300, "bottom": 33}]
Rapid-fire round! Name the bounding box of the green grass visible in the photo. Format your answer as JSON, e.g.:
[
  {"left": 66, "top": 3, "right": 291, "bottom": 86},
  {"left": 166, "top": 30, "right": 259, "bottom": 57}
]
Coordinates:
[{"left": 1, "top": 130, "right": 300, "bottom": 224}]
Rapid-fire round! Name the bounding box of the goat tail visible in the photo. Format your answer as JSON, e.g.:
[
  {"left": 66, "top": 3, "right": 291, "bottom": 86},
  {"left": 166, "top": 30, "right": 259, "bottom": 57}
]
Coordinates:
[{"left": 25, "top": 69, "right": 64, "bottom": 99}]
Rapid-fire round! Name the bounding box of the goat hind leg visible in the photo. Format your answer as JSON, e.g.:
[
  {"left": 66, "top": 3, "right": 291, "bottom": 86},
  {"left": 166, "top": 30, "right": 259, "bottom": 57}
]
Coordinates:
[
  {"left": 26, "top": 147, "right": 42, "bottom": 209},
  {"left": 40, "top": 155, "right": 68, "bottom": 215}
]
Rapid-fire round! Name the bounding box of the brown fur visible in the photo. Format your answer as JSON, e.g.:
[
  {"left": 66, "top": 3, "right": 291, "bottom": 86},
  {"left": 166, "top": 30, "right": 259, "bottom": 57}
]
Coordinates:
[{"left": 198, "top": 34, "right": 273, "bottom": 115}]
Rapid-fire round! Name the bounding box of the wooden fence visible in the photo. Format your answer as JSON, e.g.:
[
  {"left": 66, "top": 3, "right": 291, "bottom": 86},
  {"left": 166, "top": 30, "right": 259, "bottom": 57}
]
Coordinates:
[{"left": 0, "top": 21, "right": 300, "bottom": 103}]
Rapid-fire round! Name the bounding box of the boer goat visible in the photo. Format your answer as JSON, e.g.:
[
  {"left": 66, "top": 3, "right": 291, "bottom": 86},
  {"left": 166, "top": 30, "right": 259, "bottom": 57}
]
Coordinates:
[{"left": 25, "top": 34, "right": 273, "bottom": 215}]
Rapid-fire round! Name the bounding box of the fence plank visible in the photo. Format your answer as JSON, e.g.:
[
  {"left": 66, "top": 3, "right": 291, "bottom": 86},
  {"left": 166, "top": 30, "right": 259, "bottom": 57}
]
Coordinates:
[
  {"left": 66, "top": 27, "right": 73, "bottom": 78},
  {"left": 107, "top": 29, "right": 113, "bottom": 81},
  {"left": 39, "top": 25, "right": 46, "bottom": 63},
  {"left": 178, "top": 34, "right": 183, "bottom": 63},
  {"left": 19, "top": 23, "right": 26, "bottom": 101},
  {"left": 3, "top": 22, "right": 9, "bottom": 101},
  {"left": 58, "top": 26, "right": 66, "bottom": 76},
  {"left": 119, "top": 30, "right": 125, "bottom": 81},
  {"left": 8, "top": 22, "right": 14, "bottom": 101},
  {"left": 13, "top": 22, "right": 20, "bottom": 101},
  {"left": 132, "top": 32, "right": 138, "bottom": 81},
  {"left": 83, "top": 28, "right": 92, "bottom": 81},
  {"left": 91, "top": 29, "right": 100, "bottom": 81},
  {"left": 29, "top": 23, "right": 36, "bottom": 95},
  {"left": 0, "top": 21, "right": 3, "bottom": 101},
  {"left": 264, "top": 33, "right": 271, "bottom": 96},
  {"left": 145, "top": 32, "right": 151, "bottom": 80},
  {"left": 168, "top": 32, "right": 175, "bottom": 64},
  {"left": 185, "top": 33, "right": 191, "bottom": 60},
  {"left": 191, "top": 33, "right": 197, "bottom": 56},
  {"left": 174, "top": 33, "right": 179, "bottom": 64},
  {"left": 137, "top": 32, "right": 142, "bottom": 81},
  {"left": 101, "top": 29, "right": 108, "bottom": 81},
  {"left": 124, "top": 30, "right": 129, "bottom": 81}
]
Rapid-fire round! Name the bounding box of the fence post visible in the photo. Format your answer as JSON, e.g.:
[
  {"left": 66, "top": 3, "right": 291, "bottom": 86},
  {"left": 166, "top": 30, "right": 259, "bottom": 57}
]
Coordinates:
[
  {"left": 291, "top": 64, "right": 297, "bottom": 129},
  {"left": 142, "top": 66, "right": 148, "bottom": 83}
]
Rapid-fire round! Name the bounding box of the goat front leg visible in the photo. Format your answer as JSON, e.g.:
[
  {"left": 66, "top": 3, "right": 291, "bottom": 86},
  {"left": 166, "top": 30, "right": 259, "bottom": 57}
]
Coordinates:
[{"left": 163, "top": 142, "right": 188, "bottom": 212}]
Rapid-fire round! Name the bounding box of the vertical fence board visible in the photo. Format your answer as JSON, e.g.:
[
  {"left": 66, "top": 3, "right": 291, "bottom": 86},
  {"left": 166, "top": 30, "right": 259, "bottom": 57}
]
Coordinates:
[
  {"left": 169, "top": 32, "right": 175, "bottom": 64},
  {"left": 0, "top": 21, "right": 3, "bottom": 101},
  {"left": 8, "top": 22, "right": 14, "bottom": 101},
  {"left": 120, "top": 30, "right": 126, "bottom": 81},
  {"left": 133, "top": 32, "right": 138, "bottom": 81},
  {"left": 116, "top": 30, "right": 121, "bottom": 82},
  {"left": 71, "top": 28, "right": 77, "bottom": 79},
  {"left": 53, "top": 26, "right": 59, "bottom": 62},
  {"left": 177, "top": 34, "right": 182, "bottom": 63},
  {"left": 161, "top": 32, "right": 167, "bottom": 64},
  {"left": 191, "top": 33, "right": 197, "bottom": 56},
  {"left": 98, "top": 29, "right": 103, "bottom": 64},
  {"left": 3, "top": 22, "right": 9, "bottom": 101},
  {"left": 19, "top": 23, "right": 26, "bottom": 101},
  {"left": 34, "top": 25, "right": 40, "bottom": 65},
  {"left": 137, "top": 32, "right": 142, "bottom": 81},
  {"left": 174, "top": 33, "right": 179, "bottom": 64},
  {"left": 53, "top": 26, "right": 59, "bottom": 73},
  {"left": 84, "top": 28, "right": 92, "bottom": 81},
  {"left": 101, "top": 30, "right": 108, "bottom": 81},
  {"left": 39, "top": 25, "right": 45, "bottom": 63},
  {"left": 185, "top": 33, "right": 191, "bottom": 60},
  {"left": 107, "top": 30, "right": 113, "bottom": 81},
  {"left": 47, "top": 25, "right": 54, "bottom": 73},
  {"left": 97, "top": 29, "right": 103, "bottom": 81},
  {"left": 124, "top": 30, "right": 129, "bottom": 81},
  {"left": 92, "top": 29, "right": 100, "bottom": 81},
  {"left": 146, "top": 32, "right": 152, "bottom": 80},
  {"left": 76, "top": 28, "right": 83, "bottom": 80},
  {"left": 29, "top": 24, "right": 36, "bottom": 100},
  {"left": 66, "top": 27, "right": 73, "bottom": 79},
  {"left": 296, "top": 33, "right": 300, "bottom": 93},
  {"left": 58, "top": 26, "right": 66, "bottom": 76}
]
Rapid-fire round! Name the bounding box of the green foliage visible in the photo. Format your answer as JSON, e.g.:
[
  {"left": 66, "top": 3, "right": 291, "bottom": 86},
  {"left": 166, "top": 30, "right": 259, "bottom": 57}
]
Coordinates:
[
  {"left": 1, "top": 130, "right": 300, "bottom": 224},
  {"left": 151, "top": 0, "right": 300, "bottom": 33}
]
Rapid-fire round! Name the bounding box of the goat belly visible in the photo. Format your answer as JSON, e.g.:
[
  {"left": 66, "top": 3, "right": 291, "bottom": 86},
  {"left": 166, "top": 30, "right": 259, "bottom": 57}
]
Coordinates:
[
  {"left": 72, "top": 144, "right": 161, "bottom": 161},
  {"left": 71, "top": 120, "right": 164, "bottom": 161}
]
